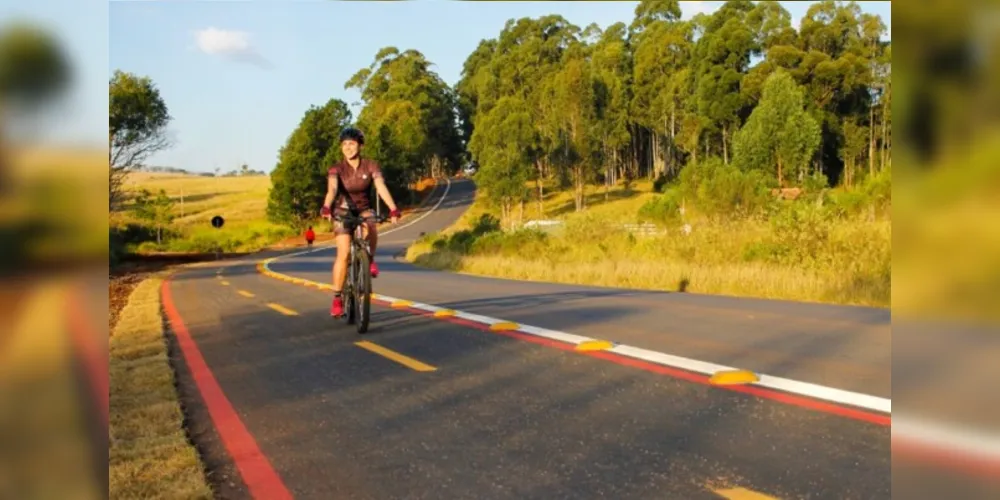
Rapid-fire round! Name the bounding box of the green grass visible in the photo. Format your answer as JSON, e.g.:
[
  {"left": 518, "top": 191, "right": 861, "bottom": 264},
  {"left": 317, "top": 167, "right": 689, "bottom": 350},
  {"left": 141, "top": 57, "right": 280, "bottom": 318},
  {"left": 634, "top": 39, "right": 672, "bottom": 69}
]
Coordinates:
[{"left": 407, "top": 177, "right": 891, "bottom": 307}]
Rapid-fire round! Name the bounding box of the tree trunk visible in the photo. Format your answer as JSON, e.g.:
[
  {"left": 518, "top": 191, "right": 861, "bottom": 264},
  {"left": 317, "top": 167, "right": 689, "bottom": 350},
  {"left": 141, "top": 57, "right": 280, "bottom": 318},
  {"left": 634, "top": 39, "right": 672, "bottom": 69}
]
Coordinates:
[
  {"left": 722, "top": 124, "right": 729, "bottom": 165},
  {"left": 156, "top": 225, "right": 162, "bottom": 245},
  {"left": 669, "top": 108, "right": 676, "bottom": 176},
  {"left": 868, "top": 104, "right": 874, "bottom": 177},
  {"left": 777, "top": 157, "right": 783, "bottom": 188},
  {"left": 535, "top": 160, "right": 544, "bottom": 217},
  {"left": 881, "top": 87, "right": 890, "bottom": 170},
  {"left": 519, "top": 199, "right": 524, "bottom": 227}
]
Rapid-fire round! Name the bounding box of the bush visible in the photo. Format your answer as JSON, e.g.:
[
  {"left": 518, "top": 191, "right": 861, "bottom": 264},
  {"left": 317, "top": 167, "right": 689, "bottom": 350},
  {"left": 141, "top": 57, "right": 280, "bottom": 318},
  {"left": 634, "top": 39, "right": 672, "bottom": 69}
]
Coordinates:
[
  {"left": 638, "top": 188, "right": 683, "bottom": 225},
  {"left": 679, "top": 157, "right": 773, "bottom": 218},
  {"left": 769, "top": 203, "right": 836, "bottom": 267},
  {"left": 825, "top": 167, "right": 892, "bottom": 218},
  {"left": 471, "top": 228, "right": 549, "bottom": 257}
]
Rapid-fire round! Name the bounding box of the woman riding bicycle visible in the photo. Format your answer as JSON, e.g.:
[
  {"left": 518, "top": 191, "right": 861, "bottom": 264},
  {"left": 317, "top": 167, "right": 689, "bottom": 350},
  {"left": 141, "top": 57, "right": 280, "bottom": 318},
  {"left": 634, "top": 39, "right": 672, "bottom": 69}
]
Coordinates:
[{"left": 320, "top": 127, "right": 401, "bottom": 318}]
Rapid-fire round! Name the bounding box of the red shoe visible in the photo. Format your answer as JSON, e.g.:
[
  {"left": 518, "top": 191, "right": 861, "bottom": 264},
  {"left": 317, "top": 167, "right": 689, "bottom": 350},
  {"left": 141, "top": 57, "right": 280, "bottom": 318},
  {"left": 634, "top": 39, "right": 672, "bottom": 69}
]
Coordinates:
[
  {"left": 330, "top": 295, "right": 344, "bottom": 317},
  {"left": 370, "top": 261, "right": 379, "bottom": 278}
]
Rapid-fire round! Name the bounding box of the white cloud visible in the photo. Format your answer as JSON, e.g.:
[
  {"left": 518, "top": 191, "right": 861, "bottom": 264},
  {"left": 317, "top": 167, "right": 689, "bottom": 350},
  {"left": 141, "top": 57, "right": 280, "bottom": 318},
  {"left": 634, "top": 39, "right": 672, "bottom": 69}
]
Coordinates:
[{"left": 193, "top": 27, "right": 271, "bottom": 69}]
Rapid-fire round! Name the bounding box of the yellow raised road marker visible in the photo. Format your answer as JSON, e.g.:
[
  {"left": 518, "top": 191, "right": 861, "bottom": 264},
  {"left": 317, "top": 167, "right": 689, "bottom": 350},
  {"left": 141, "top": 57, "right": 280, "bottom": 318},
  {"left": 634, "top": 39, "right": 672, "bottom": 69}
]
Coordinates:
[
  {"left": 266, "top": 303, "right": 299, "bottom": 316},
  {"left": 709, "top": 369, "right": 760, "bottom": 386},
  {"left": 237, "top": 290, "right": 255, "bottom": 298},
  {"left": 355, "top": 341, "right": 436, "bottom": 372},
  {"left": 391, "top": 300, "right": 414, "bottom": 308},
  {"left": 712, "top": 486, "right": 779, "bottom": 499},
  {"left": 490, "top": 321, "right": 519, "bottom": 331},
  {"left": 434, "top": 309, "right": 457, "bottom": 318},
  {"left": 575, "top": 339, "right": 614, "bottom": 351}
]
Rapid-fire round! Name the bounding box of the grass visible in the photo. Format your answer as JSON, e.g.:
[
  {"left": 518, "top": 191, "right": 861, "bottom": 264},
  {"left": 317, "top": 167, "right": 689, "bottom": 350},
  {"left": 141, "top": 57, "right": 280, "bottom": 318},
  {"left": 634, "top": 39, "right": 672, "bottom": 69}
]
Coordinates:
[
  {"left": 407, "top": 177, "right": 891, "bottom": 307},
  {"left": 109, "top": 274, "right": 212, "bottom": 499},
  {"left": 2, "top": 146, "right": 108, "bottom": 270},
  {"left": 114, "top": 172, "right": 295, "bottom": 254},
  {"left": 1, "top": 279, "right": 103, "bottom": 499}
]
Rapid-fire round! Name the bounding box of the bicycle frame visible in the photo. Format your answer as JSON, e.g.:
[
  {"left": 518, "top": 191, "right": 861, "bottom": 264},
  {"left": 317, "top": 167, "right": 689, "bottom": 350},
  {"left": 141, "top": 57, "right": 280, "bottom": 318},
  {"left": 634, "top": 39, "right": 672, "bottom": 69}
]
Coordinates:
[{"left": 333, "top": 211, "right": 387, "bottom": 333}]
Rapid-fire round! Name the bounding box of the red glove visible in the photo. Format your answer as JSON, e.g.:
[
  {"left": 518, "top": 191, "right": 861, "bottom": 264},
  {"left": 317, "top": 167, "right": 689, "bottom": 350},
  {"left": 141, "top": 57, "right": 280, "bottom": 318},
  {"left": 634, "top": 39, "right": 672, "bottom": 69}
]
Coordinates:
[
  {"left": 390, "top": 208, "right": 401, "bottom": 219},
  {"left": 320, "top": 206, "right": 331, "bottom": 218}
]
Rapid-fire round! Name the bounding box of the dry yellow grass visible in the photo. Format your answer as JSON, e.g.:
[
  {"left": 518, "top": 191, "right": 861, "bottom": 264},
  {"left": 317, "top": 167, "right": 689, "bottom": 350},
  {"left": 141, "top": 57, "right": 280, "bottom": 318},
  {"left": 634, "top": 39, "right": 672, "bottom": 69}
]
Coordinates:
[
  {"left": 109, "top": 275, "right": 212, "bottom": 499},
  {"left": 122, "top": 172, "right": 272, "bottom": 227},
  {"left": 407, "top": 179, "right": 891, "bottom": 307},
  {"left": 116, "top": 172, "right": 294, "bottom": 254},
  {"left": 0, "top": 279, "right": 102, "bottom": 500}
]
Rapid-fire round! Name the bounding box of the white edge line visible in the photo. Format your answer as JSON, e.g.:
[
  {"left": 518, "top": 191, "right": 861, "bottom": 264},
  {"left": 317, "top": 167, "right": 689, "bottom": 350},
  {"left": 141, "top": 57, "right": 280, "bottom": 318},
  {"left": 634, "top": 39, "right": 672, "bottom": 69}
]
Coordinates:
[{"left": 894, "top": 415, "right": 1000, "bottom": 461}]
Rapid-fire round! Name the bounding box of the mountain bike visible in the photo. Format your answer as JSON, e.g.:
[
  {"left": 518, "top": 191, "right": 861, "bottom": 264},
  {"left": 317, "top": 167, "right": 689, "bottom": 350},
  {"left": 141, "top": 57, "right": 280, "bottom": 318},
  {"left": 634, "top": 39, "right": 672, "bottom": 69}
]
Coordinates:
[{"left": 332, "top": 210, "right": 388, "bottom": 334}]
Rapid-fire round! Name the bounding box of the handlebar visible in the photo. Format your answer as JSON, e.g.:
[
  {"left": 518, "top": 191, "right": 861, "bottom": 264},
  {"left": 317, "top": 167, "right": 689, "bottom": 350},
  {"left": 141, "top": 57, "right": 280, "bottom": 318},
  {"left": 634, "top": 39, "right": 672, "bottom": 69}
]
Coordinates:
[{"left": 332, "top": 212, "right": 389, "bottom": 225}]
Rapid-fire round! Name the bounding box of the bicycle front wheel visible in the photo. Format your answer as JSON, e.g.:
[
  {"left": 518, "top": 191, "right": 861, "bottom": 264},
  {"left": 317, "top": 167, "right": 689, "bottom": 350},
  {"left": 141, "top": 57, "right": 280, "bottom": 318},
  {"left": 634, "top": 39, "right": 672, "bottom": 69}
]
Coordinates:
[{"left": 354, "top": 246, "right": 372, "bottom": 334}]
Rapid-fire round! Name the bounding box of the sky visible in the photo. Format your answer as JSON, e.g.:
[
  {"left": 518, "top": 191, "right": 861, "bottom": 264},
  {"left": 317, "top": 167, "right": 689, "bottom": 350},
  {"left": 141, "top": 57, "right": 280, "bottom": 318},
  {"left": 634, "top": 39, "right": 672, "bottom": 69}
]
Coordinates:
[{"left": 10, "top": 1, "right": 890, "bottom": 173}]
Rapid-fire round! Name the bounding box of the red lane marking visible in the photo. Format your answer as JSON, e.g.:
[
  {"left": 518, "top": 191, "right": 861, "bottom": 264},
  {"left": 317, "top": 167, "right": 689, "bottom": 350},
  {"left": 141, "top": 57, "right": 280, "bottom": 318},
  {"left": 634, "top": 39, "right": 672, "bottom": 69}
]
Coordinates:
[
  {"left": 66, "top": 286, "right": 108, "bottom": 428},
  {"left": 893, "top": 437, "right": 1000, "bottom": 483},
  {"left": 377, "top": 301, "right": 891, "bottom": 427},
  {"left": 161, "top": 279, "right": 293, "bottom": 500}
]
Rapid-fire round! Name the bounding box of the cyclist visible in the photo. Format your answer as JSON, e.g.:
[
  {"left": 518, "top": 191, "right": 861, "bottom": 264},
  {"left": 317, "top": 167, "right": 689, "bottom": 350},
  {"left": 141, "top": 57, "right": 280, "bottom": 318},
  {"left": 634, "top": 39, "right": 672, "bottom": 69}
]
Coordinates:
[{"left": 320, "top": 127, "right": 401, "bottom": 318}]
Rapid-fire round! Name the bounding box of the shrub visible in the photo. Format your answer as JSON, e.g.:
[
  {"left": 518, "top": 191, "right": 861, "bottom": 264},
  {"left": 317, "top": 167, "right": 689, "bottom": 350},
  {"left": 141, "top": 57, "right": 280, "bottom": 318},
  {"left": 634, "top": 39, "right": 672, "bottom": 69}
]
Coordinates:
[
  {"left": 638, "top": 187, "right": 683, "bottom": 225},
  {"left": 679, "top": 157, "right": 774, "bottom": 218}
]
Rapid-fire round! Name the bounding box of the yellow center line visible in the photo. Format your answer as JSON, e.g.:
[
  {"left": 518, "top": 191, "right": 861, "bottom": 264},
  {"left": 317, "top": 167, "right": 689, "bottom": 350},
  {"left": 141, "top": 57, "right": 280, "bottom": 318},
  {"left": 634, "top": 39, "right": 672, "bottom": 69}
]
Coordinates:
[
  {"left": 266, "top": 303, "right": 298, "bottom": 316},
  {"left": 220, "top": 280, "right": 230, "bottom": 286},
  {"left": 713, "top": 487, "right": 779, "bottom": 500},
  {"left": 237, "top": 290, "right": 255, "bottom": 298},
  {"left": 355, "top": 341, "right": 437, "bottom": 372}
]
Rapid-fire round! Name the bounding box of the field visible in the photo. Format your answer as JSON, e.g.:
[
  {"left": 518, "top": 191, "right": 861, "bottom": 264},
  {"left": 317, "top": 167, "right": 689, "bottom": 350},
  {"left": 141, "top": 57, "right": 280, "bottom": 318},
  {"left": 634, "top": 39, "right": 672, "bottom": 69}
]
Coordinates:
[
  {"left": 406, "top": 179, "right": 891, "bottom": 308},
  {"left": 113, "top": 172, "right": 294, "bottom": 255}
]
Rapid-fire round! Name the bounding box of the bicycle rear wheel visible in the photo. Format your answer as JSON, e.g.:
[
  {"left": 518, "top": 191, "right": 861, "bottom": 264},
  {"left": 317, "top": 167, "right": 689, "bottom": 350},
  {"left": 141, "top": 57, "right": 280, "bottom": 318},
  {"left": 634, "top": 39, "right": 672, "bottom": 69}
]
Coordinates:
[{"left": 354, "top": 244, "right": 372, "bottom": 334}]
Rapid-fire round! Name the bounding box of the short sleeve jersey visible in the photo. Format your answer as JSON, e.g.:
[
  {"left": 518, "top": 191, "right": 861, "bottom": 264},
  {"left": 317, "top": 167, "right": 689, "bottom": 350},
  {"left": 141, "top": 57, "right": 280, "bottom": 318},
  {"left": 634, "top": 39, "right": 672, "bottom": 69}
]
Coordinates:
[{"left": 328, "top": 159, "right": 383, "bottom": 212}]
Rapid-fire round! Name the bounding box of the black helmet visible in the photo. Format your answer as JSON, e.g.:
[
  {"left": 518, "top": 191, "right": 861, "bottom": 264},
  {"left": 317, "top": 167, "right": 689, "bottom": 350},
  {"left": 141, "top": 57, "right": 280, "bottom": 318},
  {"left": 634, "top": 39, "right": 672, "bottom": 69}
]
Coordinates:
[{"left": 339, "top": 127, "right": 365, "bottom": 145}]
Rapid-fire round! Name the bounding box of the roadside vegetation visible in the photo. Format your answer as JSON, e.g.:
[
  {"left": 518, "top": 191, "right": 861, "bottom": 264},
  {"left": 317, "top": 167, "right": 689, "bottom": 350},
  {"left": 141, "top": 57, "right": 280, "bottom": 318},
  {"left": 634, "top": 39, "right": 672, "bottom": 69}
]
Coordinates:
[
  {"left": 407, "top": 1, "right": 892, "bottom": 307},
  {"left": 409, "top": 170, "right": 889, "bottom": 306},
  {"left": 109, "top": 275, "right": 212, "bottom": 499}
]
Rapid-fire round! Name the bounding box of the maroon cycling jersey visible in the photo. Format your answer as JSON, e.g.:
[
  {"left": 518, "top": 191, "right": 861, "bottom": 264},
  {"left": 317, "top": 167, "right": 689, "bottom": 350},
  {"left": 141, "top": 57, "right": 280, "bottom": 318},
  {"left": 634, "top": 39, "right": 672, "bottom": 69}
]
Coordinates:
[{"left": 328, "top": 158, "right": 383, "bottom": 211}]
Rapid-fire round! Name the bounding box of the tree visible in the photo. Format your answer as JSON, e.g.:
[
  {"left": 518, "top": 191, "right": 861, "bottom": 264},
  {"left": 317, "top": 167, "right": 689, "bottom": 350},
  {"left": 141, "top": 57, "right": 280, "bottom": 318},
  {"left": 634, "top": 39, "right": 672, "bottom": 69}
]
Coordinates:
[
  {"left": 109, "top": 70, "right": 171, "bottom": 211},
  {"left": 131, "top": 188, "right": 175, "bottom": 245},
  {"left": 0, "top": 21, "right": 71, "bottom": 118},
  {"left": 541, "top": 46, "right": 601, "bottom": 212},
  {"left": 692, "top": 1, "right": 757, "bottom": 165},
  {"left": 266, "top": 98, "right": 352, "bottom": 229},
  {"left": 346, "top": 47, "right": 463, "bottom": 204},
  {"left": 468, "top": 96, "right": 533, "bottom": 227},
  {"left": 0, "top": 22, "right": 71, "bottom": 189},
  {"left": 733, "top": 70, "right": 820, "bottom": 186}
]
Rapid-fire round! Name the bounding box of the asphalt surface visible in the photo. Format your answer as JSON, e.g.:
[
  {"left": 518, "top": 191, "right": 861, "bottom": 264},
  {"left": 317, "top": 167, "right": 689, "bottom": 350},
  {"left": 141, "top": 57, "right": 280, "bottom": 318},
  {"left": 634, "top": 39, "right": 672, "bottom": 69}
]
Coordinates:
[{"left": 165, "top": 179, "right": 995, "bottom": 499}]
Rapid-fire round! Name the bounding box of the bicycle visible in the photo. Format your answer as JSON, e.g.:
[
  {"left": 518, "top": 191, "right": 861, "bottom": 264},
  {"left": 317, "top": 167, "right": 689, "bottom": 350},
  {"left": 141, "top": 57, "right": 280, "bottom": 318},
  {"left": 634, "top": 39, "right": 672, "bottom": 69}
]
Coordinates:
[{"left": 331, "top": 210, "right": 388, "bottom": 334}]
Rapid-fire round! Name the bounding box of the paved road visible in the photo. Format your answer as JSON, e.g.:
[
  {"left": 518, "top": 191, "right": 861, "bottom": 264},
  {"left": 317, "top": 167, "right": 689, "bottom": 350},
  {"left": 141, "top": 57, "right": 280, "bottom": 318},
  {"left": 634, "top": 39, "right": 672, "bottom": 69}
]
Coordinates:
[{"left": 164, "top": 179, "right": 997, "bottom": 499}]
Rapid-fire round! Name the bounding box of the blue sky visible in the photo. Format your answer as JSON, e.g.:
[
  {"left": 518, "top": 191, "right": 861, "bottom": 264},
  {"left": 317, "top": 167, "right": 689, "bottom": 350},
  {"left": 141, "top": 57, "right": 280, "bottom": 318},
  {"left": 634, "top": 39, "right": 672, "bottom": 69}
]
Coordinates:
[{"left": 19, "top": 1, "right": 890, "bottom": 173}]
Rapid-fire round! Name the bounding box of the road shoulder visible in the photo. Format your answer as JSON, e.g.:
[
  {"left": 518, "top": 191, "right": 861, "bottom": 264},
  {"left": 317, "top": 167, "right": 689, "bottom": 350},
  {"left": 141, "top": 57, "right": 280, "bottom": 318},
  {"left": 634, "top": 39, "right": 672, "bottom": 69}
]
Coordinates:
[{"left": 109, "top": 273, "right": 213, "bottom": 499}]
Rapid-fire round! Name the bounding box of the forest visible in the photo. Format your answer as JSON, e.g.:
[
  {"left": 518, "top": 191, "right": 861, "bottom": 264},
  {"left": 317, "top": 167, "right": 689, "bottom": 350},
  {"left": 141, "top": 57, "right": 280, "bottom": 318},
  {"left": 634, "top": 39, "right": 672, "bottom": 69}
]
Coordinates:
[
  {"left": 274, "top": 0, "right": 890, "bottom": 223},
  {"left": 265, "top": 0, "right": 892, "bottom": 305}
]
